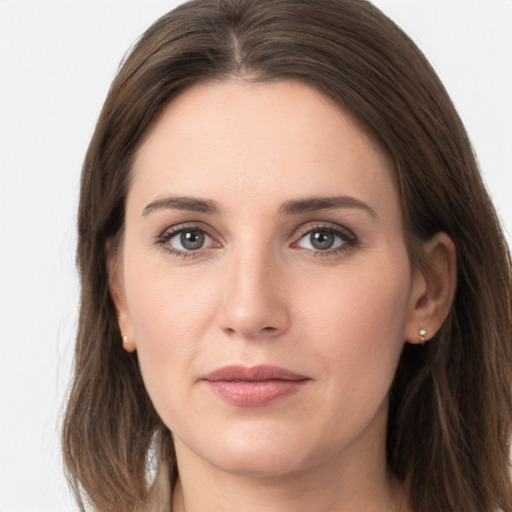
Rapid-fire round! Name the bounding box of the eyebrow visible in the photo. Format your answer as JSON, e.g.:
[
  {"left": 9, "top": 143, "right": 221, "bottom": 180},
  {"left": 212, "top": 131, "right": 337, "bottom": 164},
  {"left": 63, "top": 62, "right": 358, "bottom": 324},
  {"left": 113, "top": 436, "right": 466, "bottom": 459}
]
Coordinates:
[
  {"left": 279, "top": 195, "right": 377, "bottom": 218},
  {"left": 142, "top": 196, "right": 221, "bottom": 216},
  {"left": 142, "top": 194, "right": 377, "bottom": 218}
]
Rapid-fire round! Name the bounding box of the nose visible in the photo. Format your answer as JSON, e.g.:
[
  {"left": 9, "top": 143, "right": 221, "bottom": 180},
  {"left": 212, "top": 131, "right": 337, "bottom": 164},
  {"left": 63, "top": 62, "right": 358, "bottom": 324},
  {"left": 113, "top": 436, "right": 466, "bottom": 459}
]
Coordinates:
[{"left": 218, "top": 246, "right": 291, "bottom": 340}]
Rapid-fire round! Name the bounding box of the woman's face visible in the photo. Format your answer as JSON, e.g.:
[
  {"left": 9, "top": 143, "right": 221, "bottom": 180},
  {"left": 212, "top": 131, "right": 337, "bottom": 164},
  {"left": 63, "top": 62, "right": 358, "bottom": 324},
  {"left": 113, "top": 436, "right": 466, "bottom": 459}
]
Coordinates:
[{"left": 114, "top": 80, "right": 424, "bottom": 478}]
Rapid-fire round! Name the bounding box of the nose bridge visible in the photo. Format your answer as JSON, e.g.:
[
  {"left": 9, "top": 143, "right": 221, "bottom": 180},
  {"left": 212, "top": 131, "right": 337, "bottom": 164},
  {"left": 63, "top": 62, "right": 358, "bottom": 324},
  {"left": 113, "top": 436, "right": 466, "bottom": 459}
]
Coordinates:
[{"left": 220, "top": 233, "right": 289, "bottom": 338}]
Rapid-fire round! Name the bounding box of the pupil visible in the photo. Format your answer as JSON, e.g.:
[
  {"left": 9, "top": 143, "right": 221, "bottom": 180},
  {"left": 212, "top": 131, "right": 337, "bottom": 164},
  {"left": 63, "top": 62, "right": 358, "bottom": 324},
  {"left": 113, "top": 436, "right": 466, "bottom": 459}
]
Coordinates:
[
  {"left": 311, "top": 231, "right": 334, "bottom": 250},
  {"left": 181, "top": 230, "right": 205, "bottom": 250}
]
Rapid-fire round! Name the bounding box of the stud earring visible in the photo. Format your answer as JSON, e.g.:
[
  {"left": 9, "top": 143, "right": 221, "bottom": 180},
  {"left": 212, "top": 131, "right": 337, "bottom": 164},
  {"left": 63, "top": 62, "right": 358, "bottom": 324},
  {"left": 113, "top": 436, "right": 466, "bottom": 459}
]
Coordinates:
[
  {"left": 121, "top": 334, "right": 136, "bottom": 352},
  {"left": 418, "top": 328, "right": 427, "bottom": 343}
]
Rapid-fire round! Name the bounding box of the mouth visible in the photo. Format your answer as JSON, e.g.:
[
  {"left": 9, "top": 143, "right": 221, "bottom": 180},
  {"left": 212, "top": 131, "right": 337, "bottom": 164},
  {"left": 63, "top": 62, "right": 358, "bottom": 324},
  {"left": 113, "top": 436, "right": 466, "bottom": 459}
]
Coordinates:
[{"left": 201, "top": 364, "right": 310, "bottom": 407}]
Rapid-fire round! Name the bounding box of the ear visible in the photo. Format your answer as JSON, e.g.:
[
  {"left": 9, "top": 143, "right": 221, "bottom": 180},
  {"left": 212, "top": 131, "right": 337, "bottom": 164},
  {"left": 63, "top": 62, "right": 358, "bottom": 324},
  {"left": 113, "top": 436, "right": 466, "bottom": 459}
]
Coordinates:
[
  {"left": 405, "top": 232, "right": 457, "bottom": 344},
  {"left": 106, "top": 241, "right": 136, "bottom": 353}
]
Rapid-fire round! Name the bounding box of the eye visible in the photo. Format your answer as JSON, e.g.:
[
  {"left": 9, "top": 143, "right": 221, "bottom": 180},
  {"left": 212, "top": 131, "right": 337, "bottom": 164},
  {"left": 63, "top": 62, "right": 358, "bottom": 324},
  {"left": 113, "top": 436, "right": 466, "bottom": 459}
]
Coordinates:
[
  {"left": 294, "top": 226, "right": 356, "bottom": 253},
  {"left": 301, "top": 230, "right": 341, "bottom": 251},
  {"left": 158, "top": 226, "right": 217, "bottom": 255},
  {"left": 173, "top": 229, "right": 209, "bottom": 251}
]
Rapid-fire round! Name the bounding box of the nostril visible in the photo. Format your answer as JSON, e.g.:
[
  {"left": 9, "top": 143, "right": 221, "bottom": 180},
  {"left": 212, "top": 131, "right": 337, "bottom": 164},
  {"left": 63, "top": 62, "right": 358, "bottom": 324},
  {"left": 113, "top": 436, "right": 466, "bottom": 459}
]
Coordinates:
[{"left": 222, "top": 324, "right": 279, "bottom": 338}]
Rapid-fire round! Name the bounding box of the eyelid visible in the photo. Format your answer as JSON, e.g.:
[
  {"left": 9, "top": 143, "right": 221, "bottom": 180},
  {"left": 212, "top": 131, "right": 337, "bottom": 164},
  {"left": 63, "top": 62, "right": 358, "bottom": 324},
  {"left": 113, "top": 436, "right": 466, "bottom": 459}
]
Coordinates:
[
  {"left": 154, "top": 220, "right": 358, "bottom": 259},
  {"left": 157, "top": 221, "right": 218, "bottom": 239},
  {"left": 155, "top": 222, "right": 222, "bottom": 256},
  {"left": 292, "top": 221, "right": 356, "bottom": 240},
  {"left": 290, "top": 222, "right": 358, "bottom": 255}
]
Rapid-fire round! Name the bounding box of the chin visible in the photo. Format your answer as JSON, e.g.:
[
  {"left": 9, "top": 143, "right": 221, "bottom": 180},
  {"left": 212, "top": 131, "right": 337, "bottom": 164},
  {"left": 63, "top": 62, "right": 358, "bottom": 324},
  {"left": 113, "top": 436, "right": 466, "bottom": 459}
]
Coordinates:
[
  {"left": 184, "top": 425, "right": 322, "bottom": 479},
  {"left": 208, "top": 448, "right": 311, "bottom": 479}
]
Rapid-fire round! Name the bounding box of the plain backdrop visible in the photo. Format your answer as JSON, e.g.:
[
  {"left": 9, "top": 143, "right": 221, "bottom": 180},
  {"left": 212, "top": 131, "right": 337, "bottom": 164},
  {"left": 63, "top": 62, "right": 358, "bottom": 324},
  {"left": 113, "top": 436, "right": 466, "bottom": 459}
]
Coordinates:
[{"left": 1, "top": 1, "right": 511, "bottom": 510}]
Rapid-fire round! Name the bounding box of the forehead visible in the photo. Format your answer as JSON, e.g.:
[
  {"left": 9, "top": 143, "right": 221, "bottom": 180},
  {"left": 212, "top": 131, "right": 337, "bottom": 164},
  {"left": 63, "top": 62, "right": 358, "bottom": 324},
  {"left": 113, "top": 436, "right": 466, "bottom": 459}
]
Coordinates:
[{"left": 130, "top": 80, "right": 398, "bottom": 220}]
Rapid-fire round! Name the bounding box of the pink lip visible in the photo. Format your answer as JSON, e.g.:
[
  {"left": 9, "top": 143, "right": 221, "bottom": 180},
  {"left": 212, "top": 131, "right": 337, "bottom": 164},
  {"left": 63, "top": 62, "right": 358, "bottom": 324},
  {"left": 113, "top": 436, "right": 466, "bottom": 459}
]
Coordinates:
[{"left": 201, "top": 365, "right": 310, "bottom": 407}]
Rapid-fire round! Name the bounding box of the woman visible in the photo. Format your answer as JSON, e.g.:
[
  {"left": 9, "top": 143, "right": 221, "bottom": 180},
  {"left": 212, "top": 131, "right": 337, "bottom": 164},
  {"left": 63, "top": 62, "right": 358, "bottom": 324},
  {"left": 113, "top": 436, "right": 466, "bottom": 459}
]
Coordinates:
[{"left": 62, "top": 0, "right": 512, "bottom": 511}]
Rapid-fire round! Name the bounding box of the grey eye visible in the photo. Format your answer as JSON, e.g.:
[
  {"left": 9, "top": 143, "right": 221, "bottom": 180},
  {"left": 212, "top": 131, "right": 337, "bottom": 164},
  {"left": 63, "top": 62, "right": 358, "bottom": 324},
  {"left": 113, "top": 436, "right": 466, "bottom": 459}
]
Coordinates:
[
  {"left": 181, "top": 230, "right": 205, "bottom": 250},
  {"left": 297, "top": 229, "right": 345, "bottom": 251},
  {"left": 310, "top": 231, "right": 335, "bottom": 250},
  {"left": 170, "top": 229, "right": 211, "bottom": 251}
]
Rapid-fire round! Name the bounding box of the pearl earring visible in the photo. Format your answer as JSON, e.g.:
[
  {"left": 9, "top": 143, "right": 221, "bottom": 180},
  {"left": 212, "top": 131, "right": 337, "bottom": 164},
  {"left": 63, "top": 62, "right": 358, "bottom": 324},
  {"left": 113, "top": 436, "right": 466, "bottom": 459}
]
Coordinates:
[{"left": 418, "top": 328, "right": 427, "bottom": 343}]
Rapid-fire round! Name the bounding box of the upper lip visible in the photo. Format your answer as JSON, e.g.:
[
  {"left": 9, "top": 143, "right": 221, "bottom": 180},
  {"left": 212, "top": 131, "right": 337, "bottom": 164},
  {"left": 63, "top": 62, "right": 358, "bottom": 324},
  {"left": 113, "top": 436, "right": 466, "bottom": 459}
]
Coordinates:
[{"left": 202, "top": 364, "right": 309, "bottom": 382}]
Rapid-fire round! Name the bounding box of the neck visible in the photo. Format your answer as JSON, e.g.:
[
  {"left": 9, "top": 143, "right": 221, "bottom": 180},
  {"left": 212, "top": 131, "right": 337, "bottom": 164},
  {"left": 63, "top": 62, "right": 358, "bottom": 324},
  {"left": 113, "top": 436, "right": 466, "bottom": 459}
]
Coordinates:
[{"left": 172, "top": 466, "right": 407, "bottom": 512}]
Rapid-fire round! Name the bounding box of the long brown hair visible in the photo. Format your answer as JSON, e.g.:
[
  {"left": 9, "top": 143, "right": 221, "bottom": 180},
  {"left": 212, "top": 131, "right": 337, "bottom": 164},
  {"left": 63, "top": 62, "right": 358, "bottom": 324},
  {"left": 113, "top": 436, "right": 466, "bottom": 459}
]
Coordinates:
[{"left": 62, "top": 1, "right": 512, "bottom": 510}]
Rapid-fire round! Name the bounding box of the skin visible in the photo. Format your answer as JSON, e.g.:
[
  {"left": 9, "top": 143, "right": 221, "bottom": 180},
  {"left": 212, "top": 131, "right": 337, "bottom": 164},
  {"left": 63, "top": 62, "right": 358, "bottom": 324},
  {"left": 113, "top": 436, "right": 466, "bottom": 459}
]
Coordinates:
[{"left": 110, "top": 80, "right": 456, "bottom": 512}]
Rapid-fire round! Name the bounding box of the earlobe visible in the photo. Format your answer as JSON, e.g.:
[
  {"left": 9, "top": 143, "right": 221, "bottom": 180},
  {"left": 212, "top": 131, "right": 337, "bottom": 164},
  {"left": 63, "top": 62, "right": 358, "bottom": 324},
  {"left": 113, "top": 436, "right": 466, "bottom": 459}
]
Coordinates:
[
  {"left": 106, "top": 242, "right": 136, "bottom": 353},
  {"left": 406, "top": 232, "right": 457, "bottom": 344}
]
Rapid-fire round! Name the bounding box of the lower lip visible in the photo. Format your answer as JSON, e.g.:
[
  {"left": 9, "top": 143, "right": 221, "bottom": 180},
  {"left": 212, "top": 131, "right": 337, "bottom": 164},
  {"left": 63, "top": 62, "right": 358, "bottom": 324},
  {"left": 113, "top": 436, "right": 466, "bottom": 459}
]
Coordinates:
[{"left": 204, "top": 379, "right": 309, "bottom": 407}]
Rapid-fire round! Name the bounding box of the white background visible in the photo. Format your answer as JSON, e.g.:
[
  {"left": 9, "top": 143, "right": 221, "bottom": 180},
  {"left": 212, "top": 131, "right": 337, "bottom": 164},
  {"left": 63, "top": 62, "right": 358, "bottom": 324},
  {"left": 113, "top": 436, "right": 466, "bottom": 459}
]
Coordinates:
[{"left": 1, "top": 1, "right": 511, "bottom": 510}]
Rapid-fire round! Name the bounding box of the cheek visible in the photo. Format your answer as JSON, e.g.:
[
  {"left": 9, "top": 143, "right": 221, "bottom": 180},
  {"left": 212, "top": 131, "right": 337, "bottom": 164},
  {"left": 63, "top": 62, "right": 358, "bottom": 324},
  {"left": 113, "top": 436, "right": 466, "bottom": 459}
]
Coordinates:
[
  {"left": 125, "top": 248, "right": 217, "bottom": 341},
  {"left": 123, "top": 259, "right": 219, "bottom": 412},
  {"left": 301, "top": 256, "right": 410, "bottom": 335},
  {"left": 297, "top": 252, "right": 411, "bottom": 402}
]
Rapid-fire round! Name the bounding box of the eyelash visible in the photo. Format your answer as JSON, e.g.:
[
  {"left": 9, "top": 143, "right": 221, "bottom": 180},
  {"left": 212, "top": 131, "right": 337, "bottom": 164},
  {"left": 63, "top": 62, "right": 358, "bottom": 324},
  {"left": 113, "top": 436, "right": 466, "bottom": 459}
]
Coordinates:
[
  {"left": 156, "top": 223, "right": 219, "bottom": 259},
  {"left": 291, "top": 223, "right": 358, "bottom": 257},
  {"left": 155, "top": 222, "right": 358, "bottom": 259}
]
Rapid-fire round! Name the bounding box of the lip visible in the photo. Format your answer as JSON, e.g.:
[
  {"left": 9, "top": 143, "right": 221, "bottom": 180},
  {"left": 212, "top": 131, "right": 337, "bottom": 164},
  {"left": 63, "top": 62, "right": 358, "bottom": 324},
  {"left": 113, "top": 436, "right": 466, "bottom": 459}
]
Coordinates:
[{"left": 201, "top": 364, "right": 310, "bottom": 407}]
